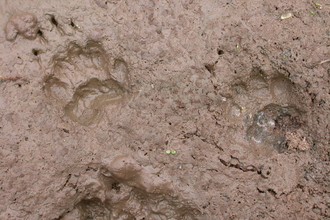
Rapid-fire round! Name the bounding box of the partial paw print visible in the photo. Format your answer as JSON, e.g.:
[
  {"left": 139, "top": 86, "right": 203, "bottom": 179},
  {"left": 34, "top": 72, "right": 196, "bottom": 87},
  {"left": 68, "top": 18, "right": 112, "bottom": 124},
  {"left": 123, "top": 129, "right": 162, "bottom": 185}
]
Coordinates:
[{"left": 43, "top": 41, "right": 130, "bottom": 126}]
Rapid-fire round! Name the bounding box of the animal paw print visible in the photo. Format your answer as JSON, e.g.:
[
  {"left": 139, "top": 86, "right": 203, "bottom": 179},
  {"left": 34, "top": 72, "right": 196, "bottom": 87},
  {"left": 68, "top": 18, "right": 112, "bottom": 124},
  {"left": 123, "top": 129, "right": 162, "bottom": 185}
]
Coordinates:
[
  {"left": 43, "top": 41, "right": 130, "bottom": 126},
  {"left": 222, "top": 67, "right": 306, "bottom": 153},
  {"left": 4, "top": 12, "right": 130, "bottom": 126}
]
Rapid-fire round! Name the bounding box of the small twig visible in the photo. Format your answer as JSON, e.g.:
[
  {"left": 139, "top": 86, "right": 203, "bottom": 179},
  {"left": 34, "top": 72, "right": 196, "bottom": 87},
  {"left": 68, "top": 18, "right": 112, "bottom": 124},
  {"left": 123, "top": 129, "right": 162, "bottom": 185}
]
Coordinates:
[
  {"left": 0, "top": 76, "right": 22, "bottom": 82},
  {"left": 319, "top": 59, "right": 330, "bottom": 65},
  {"left": 305, "top": 59, "right": 330, "bottom": 68}
]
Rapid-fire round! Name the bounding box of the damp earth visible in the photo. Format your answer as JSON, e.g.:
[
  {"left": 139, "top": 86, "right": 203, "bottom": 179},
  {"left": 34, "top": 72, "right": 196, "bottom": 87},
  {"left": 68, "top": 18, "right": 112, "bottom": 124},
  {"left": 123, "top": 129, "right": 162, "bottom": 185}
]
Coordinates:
[{"left": 0, "top": 0, "right": 329, "bottom": 219}]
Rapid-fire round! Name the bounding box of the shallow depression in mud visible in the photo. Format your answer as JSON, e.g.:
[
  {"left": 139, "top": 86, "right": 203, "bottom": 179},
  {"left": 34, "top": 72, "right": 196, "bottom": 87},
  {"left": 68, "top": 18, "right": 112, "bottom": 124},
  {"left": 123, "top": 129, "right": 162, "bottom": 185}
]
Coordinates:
[{"left": 247, "top": 104, "right": 303, "bottom": 153}]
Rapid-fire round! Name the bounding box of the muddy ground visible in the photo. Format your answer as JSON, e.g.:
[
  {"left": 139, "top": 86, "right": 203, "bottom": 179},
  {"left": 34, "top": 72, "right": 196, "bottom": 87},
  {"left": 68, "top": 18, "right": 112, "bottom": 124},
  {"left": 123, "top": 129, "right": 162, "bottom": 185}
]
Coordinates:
[{"left": 0, "top": 0, "right": 329, "bottom": 219}]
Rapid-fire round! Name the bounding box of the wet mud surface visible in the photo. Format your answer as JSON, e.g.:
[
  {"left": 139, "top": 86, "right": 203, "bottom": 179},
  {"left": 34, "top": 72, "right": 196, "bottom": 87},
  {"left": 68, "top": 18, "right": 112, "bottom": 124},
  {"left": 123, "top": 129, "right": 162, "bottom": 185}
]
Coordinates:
[{"left": 0, "top": 0, "right": 329, "bottom": 219}]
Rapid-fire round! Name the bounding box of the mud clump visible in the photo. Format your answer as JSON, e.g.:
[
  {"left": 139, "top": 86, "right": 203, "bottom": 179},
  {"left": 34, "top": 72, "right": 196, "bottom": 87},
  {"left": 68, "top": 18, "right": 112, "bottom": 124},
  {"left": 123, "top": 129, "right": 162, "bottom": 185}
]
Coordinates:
[
  {"left": 5, "top": 12, "right": 38, "bottom": 41},
  {"left": 106, "top": 155, "right": 142, "bottom": 181},
  {"left": 106, "top": 155, "right": 171, "bottom": 194},
  {"left": 61, "top": 155, "right": 203, "bottom": 220}
]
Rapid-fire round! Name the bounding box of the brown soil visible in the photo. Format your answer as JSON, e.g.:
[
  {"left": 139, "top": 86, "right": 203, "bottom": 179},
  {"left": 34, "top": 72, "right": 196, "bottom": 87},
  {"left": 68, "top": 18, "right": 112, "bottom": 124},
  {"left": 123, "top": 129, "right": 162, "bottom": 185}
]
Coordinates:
[{"left": 0, "top": 0, "right": 329, "bottom": 219}]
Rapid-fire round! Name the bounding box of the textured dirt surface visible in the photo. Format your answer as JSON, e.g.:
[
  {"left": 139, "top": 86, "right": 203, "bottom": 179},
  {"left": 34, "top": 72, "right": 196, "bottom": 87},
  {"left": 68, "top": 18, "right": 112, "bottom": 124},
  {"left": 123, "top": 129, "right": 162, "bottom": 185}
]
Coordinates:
[{"left": 0, "top": 0, "right": 329, "bottom": 219}]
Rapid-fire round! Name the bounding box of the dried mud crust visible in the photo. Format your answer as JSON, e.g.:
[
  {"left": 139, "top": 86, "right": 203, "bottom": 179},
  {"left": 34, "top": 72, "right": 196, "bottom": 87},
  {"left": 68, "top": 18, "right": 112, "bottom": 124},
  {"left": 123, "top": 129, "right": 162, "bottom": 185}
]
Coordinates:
[{"left": 0, "top": 0, "right": 330, "bottom": 220}]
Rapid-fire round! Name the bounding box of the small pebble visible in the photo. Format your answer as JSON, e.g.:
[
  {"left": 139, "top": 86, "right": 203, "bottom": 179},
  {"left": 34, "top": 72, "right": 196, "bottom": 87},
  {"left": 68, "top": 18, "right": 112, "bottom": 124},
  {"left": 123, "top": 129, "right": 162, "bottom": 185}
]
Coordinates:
[{"left": 280, "top": 13, "right": 293, "bottom": 20}]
